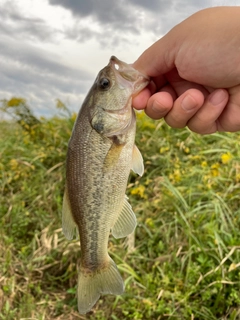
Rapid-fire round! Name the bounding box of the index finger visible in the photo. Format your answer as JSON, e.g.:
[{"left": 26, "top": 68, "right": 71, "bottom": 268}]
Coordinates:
[{"left": 132, "top": 81, "right": 156, "bottom": 110}]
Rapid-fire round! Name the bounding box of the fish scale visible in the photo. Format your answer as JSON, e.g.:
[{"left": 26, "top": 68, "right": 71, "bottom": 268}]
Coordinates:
[{"left": 62, "top": 56, "right": 149, "bottom": 314}]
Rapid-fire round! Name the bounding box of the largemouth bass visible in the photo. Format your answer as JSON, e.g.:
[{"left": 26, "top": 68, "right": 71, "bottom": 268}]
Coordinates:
[{"left": 62, "top": 56, "right": 149, "bottom": 314}]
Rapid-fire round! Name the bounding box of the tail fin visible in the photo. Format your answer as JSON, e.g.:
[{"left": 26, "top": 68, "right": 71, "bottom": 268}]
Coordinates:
[{"left": 77, "top": 257, "right": 124, "bottom": 314}]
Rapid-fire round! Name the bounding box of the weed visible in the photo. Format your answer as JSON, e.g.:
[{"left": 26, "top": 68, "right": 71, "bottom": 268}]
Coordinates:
[{"left": 1, "top": 99, "right": 240, "bottom": 319}]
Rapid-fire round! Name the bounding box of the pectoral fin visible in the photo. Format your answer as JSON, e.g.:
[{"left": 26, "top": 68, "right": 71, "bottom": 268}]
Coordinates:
[
  {"left": 103, "top": 142, "right": 124, "bottom": 170},
  {"left": 112, "top": 196, "right": 136, "bottom": 239},
  {"left": 62, "top": 187, "right": 78, "bottom": 240},
  {"left": 131, "top": 144, "right": 144, "bottom": 176}
]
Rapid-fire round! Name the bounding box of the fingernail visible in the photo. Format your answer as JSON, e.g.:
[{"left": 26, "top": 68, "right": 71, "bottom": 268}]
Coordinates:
[
  {"left": 181, "top": 95, "right": 198, "bottom": 111},
  {"left": 209, "top": 89, "right": 227, "bottom": 105}
]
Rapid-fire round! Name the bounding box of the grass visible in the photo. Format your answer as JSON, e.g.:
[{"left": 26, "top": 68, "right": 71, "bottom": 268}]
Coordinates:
[{"left": 1, "top": 99, "right": 240, "bottom": 319}]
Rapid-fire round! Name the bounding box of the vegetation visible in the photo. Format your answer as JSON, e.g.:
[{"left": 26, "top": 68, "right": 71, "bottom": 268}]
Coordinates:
[{"left": 1, "top": 98, "right": 240, "bottom": 319}]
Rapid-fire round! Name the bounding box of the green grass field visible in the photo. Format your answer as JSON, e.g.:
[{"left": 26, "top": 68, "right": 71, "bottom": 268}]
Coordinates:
[{"left": 1, "top": 99, "right": 240, "bottom": 319}]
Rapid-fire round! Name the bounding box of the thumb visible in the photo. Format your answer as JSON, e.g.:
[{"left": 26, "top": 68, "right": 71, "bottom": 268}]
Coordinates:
[{"left": 133, "top": 33, "right": 176, "bottom": 77}]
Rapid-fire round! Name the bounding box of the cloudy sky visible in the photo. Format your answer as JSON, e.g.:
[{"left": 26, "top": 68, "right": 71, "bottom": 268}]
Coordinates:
[{"left": 0, "top": 0, "right": 238, "bottom": 118}]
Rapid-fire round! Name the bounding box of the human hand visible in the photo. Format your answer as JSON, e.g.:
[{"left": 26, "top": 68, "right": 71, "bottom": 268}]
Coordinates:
[{"left": 133, "top": 7, "right": 240, "bottom": 134}]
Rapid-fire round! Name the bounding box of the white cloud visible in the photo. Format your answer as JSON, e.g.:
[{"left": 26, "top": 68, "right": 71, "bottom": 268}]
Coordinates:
[{"left": 0, "top": 0, "right": 238, "bottom": 118}]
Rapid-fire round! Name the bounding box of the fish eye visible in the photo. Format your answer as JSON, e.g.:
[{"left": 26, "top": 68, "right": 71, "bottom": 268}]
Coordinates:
[{"left": 99, "top": 78, "right": 111, "bottom": 90}]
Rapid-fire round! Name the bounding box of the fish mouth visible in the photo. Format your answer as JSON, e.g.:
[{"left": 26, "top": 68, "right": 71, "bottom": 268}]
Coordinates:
[{"left": 109, "top": 56, "right": 150, "bottom": 95}]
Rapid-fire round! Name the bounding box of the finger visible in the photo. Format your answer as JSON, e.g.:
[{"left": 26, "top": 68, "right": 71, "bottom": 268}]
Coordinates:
[
  {"left": 187, "top": 89, "right": 229, "bottom": 134},
  {"left": 164, "top": 89, "right": 205, "bottom": 128},
  {"left": 132, "top": 81, "right": 156, "bottom": 110},
  {"left": 165, "top": 68, "right": 210, "bottom": 97},
  {"left": 144, "top": 91, "right": 174, "bottom": 119},
  {"left": 217, "top": 85, "right": 240, "bottom": 132}
]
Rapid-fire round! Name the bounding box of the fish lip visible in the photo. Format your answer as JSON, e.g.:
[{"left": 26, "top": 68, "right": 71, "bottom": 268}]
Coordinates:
[
  {"left": 109, "top": 56, "right": 150, "bottom": 95},
  {"left": 109, "top": 55, "right": 149, "bottom": 81},
  {"left": 109, "top": 56, "right": 125, "bottom": 70}
]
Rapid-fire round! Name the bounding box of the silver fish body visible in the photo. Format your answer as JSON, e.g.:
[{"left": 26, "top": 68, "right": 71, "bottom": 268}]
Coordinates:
[{"left": 62, "top": 56, "right": 149, "bottom": 314}]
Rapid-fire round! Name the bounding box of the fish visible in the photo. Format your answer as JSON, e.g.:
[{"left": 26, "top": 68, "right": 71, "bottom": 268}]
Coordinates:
[{"left": 62, "top": 56, "right": 149, "bottom": 314}]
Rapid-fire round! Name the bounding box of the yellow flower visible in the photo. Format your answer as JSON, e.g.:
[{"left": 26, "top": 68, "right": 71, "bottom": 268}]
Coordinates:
[
  {"left": 145, "top": 218, "right": 154, "bottom": 228},
  {"left": 160, "top": 146, "right": 170, "bottom": 154},
  {"left": 221, "top": 152, "right": 232, "bottom": 164},
  {"left": 184, "top": 147, "right": 190, "bottom": 154},
  {"left": 9, "top": 159, "right": 18, "bottom": 170},
  {"left": 201, "top": 161, "right": 208, "bottom": 167},
  {"left": 7, "top": 97, "right": 26, "bottom": 107},
  {"left": 169, "top": 169, "right": 181, "bottom": 182},
  {"left": 136, "top": 110, "right": 145, "bottom": 120},
  {"left": 211, "top": 163, "right": 220, "bottom": 177},
  {"left": 23, "top": 136, "right": 30, "bottom": 144},
  {"left": 142, "top": 299, "right": 153, "bottom": 306},
  {"left": 130, "top": 185, "right": 146, "bottom": 198},
  {"left": 190, "top": 155, "right": 201, "bottom": 160},
  {"left": 142, "top": 120, "right": 155, "bottom": 129},
  {"left": 23, "top": 123, "right": 30, "bottom": 130},
  {"left": 136, "top": 111, "right": 155, "bottom": 129}
]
